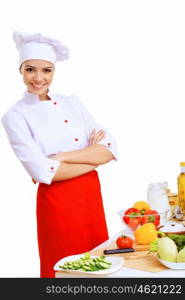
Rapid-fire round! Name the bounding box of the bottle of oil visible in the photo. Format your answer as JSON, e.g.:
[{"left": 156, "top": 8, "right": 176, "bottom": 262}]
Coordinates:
[{"left": 177, "top": 162, "right": 185, "bottom": 214}]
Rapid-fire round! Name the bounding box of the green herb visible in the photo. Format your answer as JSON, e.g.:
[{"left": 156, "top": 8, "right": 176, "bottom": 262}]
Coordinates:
[
  {"left": 168, "top": 234, "right": 185, "bottom": 251},
  {"left": 149, "top": 239, "right": 158, "bottom": 252}
]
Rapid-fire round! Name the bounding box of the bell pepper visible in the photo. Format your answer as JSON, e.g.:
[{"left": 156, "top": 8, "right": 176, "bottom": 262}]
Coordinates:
[
  {"left": 133, "top": 201, "right": 151, "bottom": 215},
  {"left": 140, "top": 210, "right": 160, "bottom": 227},
  {"left": 134, "top": 223, "right": 158, "bottom": 245},
  {"left": 123, "top": 207, "right": 141, "bottom": 230}
]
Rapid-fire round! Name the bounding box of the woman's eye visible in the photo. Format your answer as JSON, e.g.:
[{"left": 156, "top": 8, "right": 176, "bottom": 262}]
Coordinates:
[
  {"left": 44, "top": 69, "right": 52, "bottom": 72},
  {"left": 25, "top": 68, "right": 33, "bottom": 72}
]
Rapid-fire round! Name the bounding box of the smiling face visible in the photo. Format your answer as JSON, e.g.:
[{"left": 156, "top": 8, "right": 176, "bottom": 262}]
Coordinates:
[{"left": 20, "top": 59, "right": 55, "bottom": 100}]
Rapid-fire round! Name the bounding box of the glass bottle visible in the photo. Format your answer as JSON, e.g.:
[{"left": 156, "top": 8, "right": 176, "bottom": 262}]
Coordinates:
[
  {"left": 167, "top": 191, "right": 179, "bottom": 217},
  {"left": 177, "top": 162, "right": 185, "bottom": 214},
  {"left": 147, "top": 182, "right": 171, "bottom": 223}
]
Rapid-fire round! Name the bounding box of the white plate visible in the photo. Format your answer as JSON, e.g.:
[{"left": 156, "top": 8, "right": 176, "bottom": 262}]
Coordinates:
[
  {"left": 54, "top": 254, "right": 124, "bottom": 275},
  {"left": 157, "top": 257, "right": 185, "bottom": 269}
]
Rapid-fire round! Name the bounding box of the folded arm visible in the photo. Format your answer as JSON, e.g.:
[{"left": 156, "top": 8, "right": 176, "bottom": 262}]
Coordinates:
[
  {"left": 50, "top": 129, "right": 114, "bottom": 165},
  {"left": 33, "top": 130, "right": 105, "bottom": 183},
  {"left": 52, "top": 162, "right": 98, "bottom": 182},
  {"left": 51, "top": 144, "right": 114, "bottom": 165}
]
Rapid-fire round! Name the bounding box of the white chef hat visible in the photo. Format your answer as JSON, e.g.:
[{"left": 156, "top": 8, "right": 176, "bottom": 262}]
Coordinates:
[{"left": 13, "top": 30, "right": 69, "bottom": 67}]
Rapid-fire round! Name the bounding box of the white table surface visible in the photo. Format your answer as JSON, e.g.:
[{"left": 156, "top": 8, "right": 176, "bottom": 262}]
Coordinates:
[{"left": 55, "top": 228, "right": 185, "bottom": 278}]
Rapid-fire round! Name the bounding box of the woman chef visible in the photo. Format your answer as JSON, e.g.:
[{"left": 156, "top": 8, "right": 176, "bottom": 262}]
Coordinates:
[{"left": 1, "top": 31, "right": 118, "bottom": 278}]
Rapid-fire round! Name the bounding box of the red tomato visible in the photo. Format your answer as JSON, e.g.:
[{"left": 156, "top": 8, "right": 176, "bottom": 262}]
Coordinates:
[
  {"left": 126, "top": 218, "right": 141, "bottom": 230},
  {"left": 123, "top": 207, "right": 141, "bottom": 230},
  {"left": 140, "top": 210, "right": 160, "bottom": 227},
  {"left": 116, "top": 235, "right": 133, "bottom": 249}
]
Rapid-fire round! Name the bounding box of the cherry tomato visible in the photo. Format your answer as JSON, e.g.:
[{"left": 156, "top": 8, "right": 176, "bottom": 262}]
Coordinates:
[{"left": 116, "top": 235, "right": 133, "bottom": 249}]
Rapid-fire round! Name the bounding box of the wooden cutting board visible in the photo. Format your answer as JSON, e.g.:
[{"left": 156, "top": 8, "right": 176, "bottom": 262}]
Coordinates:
[{"left": 90, "top": 240, "right": 167, "bottom": 273}]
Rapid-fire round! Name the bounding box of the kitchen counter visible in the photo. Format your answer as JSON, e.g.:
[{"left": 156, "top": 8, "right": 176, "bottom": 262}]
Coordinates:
[{"left": 55, "top": 229, "right": 185, "bottom": 278}]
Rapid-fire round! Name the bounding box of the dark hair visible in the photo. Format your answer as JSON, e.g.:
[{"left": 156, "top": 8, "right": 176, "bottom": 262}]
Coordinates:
[{"left": 19, "top": 63, "right": 23, "bottom": 72}]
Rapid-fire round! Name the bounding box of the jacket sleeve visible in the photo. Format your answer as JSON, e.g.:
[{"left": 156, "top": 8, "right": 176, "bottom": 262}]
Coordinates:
[
  {"left": 71, "top": 95, "right": 118, "bottom": 160},
  {"left": 1, "top": 109, "right": 60, "bottom": 184}
]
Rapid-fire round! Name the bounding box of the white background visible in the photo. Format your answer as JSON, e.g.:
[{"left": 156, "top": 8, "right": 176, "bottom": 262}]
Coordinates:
[{"left": 0, "top": 0, "right": 185, "bottom": 277}]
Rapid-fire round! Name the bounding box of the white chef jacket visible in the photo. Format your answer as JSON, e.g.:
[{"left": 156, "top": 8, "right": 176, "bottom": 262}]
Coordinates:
[{"left": 1, "top": 90, "right": 118, "bottom": 185}]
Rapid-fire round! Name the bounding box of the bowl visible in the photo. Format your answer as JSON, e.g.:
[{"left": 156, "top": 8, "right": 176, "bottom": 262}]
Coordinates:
[
  {"left": 157, "top": 257, "right": 185, "bottom": 269},
  {"left": 157, "top": 221, "right": 185, "bottom": 235},
  {"left": 118, "top": 209, "right": 170, "bottom": 231}
]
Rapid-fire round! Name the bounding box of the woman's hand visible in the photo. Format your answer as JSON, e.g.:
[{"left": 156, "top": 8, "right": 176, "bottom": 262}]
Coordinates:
[{"left": 88, "top": 129, "right": 106, "bottom": 146}]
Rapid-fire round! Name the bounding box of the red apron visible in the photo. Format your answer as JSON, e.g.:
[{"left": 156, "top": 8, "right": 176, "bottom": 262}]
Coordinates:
[{"left": 36, "top": 170, "right": 109, "bottom": 278}]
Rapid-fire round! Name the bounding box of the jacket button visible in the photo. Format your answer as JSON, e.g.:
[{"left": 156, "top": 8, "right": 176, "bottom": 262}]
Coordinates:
[
  {"left": 107, "top": 142, "right": 111, "bottom": 146},
  {"left": 53, "top": 102, "right": 57, "bottom": 105},
  {"left": 75, "top": 138, "right": 78, "bottom": 141},
  {"left": 64, "top": 120, "right": 68, "bottom": 123},
  {"left": 50, "top": 166, "right": 54, "bottom": 170}
]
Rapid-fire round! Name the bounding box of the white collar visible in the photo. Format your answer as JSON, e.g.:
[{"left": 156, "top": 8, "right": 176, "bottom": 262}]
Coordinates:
[{"left": 22, "top": 89, "right": 54, "bottom": 104}]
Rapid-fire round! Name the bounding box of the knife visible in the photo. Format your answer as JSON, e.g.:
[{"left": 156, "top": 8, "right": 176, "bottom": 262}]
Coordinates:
[{"left": 103, "top": 248, "right": 135, "bottom": 255}]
